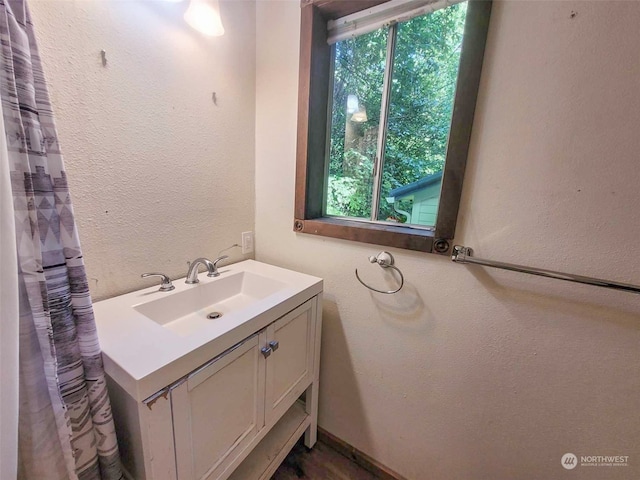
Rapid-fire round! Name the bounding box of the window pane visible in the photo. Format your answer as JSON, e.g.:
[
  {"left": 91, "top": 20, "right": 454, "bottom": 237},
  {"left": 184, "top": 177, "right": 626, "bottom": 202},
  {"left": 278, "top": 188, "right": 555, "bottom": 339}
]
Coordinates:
[
  {"left": 326, "top": 29, "right": 388, "bottom": 220},
  {"left": 377, "top": 2, "right": 468, "bottom": 227}
]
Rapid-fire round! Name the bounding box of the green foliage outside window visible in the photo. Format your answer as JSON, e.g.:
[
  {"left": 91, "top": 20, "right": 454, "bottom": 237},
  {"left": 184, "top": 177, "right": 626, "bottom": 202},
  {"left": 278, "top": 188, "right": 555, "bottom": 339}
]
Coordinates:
[{"left": 327, "top": 3, "right": 468, "bottom": 224}]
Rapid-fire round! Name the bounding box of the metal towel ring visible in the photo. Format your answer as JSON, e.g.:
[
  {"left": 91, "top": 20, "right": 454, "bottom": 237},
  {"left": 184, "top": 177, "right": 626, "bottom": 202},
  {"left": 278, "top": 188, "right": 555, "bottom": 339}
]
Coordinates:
[{"left": 355, "top": 251, "right": 404, "bottom": 294}]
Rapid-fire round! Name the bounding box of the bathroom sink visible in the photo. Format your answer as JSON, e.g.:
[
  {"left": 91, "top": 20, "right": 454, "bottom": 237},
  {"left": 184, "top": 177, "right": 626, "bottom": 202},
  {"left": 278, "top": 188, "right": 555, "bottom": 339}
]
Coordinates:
[
  {"left": 133, "top": 271, "right": 287, "bottom": 336},
  {"left": 92, "top": 260, "right": 323, "bottom": 401}
]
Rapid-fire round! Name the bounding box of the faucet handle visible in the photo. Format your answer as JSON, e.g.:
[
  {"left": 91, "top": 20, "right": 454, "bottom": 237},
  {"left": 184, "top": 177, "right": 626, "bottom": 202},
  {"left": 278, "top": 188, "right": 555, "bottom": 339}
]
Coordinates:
[
  {"left": 208, "top": 255, "right": 229, "bottom": 277},
  {"left": 213, "top": 255, "right": 229, "bottom": 265},
  {"left": 141, "top": 273, "right": 175, "bottom": 292}
]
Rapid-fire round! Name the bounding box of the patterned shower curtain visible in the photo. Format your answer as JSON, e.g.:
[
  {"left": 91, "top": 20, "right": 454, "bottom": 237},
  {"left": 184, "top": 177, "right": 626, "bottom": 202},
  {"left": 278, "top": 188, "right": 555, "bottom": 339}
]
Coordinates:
[{"left": 0, "top": 1, "right": 123, "bottom": 479}]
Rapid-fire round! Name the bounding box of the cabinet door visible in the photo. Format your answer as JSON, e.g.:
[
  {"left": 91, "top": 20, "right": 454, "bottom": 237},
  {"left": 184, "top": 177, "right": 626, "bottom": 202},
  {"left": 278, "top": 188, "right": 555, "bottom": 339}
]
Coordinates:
[
  {"left": 172, "top": 334, "right": 266, "bottom": 480},
  {"left": 265, "top": 299, "right": 315, "bottom": 424}
]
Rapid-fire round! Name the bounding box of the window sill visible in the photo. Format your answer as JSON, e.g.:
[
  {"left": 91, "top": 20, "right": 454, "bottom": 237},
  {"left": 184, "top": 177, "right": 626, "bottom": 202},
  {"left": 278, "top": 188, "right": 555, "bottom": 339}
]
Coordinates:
[{"left": 293, "top": 217, "right": 450, "bottom": 254}]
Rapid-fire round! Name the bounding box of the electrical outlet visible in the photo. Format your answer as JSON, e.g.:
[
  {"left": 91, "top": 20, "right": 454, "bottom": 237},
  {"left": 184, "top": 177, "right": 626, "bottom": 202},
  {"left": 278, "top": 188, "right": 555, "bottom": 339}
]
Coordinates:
[{"left": 241, "top": 231, "right": 254, "bottom": 254}]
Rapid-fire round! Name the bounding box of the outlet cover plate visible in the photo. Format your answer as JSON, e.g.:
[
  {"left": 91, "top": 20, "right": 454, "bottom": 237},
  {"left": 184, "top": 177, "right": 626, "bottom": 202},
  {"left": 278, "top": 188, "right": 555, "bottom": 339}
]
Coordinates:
[{"left": 242, "top": 231, "right": 254, "bottom": 254}]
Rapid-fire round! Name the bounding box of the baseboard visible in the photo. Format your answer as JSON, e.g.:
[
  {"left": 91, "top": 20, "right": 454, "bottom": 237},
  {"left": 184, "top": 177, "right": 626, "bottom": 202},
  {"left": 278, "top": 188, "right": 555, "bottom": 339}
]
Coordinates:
[{"left": 317, "top": 428, "right": 408, "bottom": 480}]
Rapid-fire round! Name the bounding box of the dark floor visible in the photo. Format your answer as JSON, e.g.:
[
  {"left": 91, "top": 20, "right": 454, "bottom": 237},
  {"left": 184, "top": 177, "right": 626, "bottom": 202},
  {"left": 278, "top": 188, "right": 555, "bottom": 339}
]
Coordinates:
[{"left": 272, "top": 438, "right": 379, "bottom": 480}]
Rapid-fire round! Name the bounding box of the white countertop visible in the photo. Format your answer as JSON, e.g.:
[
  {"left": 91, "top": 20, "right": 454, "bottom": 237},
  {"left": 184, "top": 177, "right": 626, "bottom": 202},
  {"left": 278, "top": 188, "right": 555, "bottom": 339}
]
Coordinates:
[{"left": 93, "top": 260, "right": 322, "bottom": 401}]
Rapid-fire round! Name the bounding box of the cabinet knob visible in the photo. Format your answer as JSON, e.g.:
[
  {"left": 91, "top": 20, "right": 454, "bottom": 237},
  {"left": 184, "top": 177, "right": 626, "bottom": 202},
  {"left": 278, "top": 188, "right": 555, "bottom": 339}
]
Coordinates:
[
  {"left": 268, "top": 340, "right": 279, "bottom": 352},
  {"left": 261, "top": 346, "right": 272, "bottom": 358}
]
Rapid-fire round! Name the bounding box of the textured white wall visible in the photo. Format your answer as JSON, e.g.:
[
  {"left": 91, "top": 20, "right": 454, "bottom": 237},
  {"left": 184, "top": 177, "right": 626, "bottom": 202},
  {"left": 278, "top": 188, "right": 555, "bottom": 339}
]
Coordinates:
[
  {"left": 256, "top": 1, "right": 640, "bottom": 479},
  {"left": 29, "top": 0, "right": 256, "bottom": 301}
]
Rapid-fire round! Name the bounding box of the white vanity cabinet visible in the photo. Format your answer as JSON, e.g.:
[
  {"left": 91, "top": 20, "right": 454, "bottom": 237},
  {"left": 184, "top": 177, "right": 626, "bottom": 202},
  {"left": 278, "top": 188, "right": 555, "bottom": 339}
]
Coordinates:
[
  {"left": 171, "top": 300, "right": 317, "bottom": 480},
  {"left": 103, "top": 285, "right": 322, "bottom": 480}
]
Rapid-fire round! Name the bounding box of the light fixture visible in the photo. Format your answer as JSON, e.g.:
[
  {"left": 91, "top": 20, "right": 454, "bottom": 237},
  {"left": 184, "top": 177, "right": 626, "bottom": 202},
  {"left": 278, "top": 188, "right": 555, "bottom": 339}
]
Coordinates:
[
  {"left": 184, "top": 0, "right": 225, "bottom": 37},
  {"left": 347, "top": 94, "right": 359, "bottom": 114},
  {"left": 351, "top": 105, "right": 368, "bottom": 123}
]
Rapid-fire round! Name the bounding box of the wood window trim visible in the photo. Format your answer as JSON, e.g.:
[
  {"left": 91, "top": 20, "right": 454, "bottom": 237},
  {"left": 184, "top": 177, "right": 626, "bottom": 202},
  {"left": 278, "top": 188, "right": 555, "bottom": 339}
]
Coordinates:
[{"left": 294, "top": 0, "right": 492, "bottom": 254}]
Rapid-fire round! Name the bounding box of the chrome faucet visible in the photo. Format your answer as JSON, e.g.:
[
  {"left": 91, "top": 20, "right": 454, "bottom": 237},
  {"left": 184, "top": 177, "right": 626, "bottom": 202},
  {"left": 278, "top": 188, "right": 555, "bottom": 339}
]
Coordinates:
[{"left": 185, "top": 255, "right": 229, "bottom": 284}]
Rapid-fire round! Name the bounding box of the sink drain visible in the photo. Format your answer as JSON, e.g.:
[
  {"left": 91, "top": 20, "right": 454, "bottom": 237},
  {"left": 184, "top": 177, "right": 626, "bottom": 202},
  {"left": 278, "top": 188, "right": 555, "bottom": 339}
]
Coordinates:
[{"left": 207, "top": 312, "right": 223, "bottom": 320}]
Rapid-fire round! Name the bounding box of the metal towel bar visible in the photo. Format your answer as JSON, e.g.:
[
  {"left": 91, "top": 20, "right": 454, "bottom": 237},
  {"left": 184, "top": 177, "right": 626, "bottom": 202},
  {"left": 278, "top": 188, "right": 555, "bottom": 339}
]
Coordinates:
[{"left": 451, "top": 245, "right": 640, "bottom": 295}]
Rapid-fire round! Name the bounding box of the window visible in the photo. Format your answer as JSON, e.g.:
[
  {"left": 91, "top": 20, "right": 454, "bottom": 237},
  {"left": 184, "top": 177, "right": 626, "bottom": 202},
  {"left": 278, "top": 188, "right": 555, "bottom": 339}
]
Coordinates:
[{"left": 295, "top": 0, "right": 492, "bottom": 254}]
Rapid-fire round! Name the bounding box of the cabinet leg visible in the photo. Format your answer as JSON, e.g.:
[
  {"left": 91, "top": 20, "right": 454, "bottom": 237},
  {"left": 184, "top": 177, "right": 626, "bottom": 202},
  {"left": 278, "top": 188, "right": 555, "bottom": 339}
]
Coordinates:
[{"left": 304, "top": 381, "right": 319, "bottom": 448}]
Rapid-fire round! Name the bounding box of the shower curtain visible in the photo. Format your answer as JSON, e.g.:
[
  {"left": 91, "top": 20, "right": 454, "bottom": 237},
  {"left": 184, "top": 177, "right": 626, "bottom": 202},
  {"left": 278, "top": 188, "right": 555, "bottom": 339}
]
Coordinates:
[
  {"left": 0, "top": 1, "right": 123, "bottom": 479},
  {"left": 0, "top": 79, "right": 19, "bottom": 480}
]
